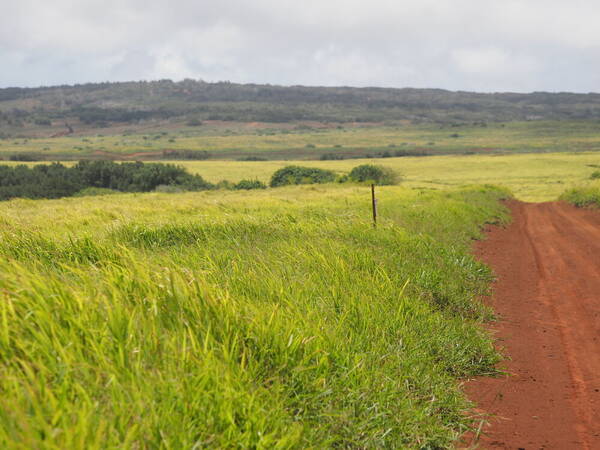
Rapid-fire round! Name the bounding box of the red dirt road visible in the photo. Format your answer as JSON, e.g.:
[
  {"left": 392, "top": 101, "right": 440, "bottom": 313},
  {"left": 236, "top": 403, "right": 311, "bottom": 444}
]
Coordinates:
[{"left": 465, "top": 201, "right": 600, "bottom": 449}]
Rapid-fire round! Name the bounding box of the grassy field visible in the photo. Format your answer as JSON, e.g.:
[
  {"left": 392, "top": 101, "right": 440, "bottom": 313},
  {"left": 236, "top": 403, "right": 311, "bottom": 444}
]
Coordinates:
[
  {"left": 173, "top": 152, "right": 600, "bottom": 202},
  {"left": 0, "top": 141, "right": 597, "bottom": 447},
  {"left": 3, "top": 152, "right": 599, "bottom": 202},
  {"left": 2, "top": 120, "right": 600, "bottom": 160},
  {"left": 0, "top": 184, "right": 510, "bottom": 448}
]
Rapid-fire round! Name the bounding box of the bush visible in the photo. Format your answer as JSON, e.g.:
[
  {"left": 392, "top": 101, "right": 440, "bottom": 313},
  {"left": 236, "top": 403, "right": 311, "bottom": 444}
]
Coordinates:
[
  {"left": 270, "top": 166, "right": 336, "bottom": 187},
  {"left": 591, "top": 171, "right": 600, "bottom": 179},
  {"left": 234, "top": 179, "right": 267, "bottom": 190},
  {"left": 348, "top": 164, "right": 400, "bottom": 185},
  {"left": 0, "top": 161, "right": 213, "bottom": 201}
]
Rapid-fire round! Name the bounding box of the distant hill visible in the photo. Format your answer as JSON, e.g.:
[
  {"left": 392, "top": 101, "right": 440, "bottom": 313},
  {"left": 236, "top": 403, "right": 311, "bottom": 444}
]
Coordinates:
[{"left": 1, "top": 80, "right": 600, "bottom": 137}]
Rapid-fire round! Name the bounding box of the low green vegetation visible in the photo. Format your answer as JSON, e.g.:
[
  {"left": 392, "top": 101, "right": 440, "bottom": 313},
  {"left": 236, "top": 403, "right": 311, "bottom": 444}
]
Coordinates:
[
  {"left": 170, "top": 152, "right": 600, "bottom": 202},
  {"left": 2, "top": 120, "right": 600, "bottom": 161},
  {"left": 0, "top": 184, "right": 509, "bottom": 448},
  {"left": 269, "top": 165, "right": 336, "bottom": 187},
  {"left": 561, "top": 180, "right": 600, "bottom": 208},
  {"left": 233, "top": 179, "right": 267, "bottom": 190},
  {"left": 3, "top": 152, "right": 599, "bottom": 201},
  {"left": 3, "top": 81, "right": 600, "bottom": 137},
  {"left": 348, "top": 164, "right": 400, "bottom": 185},
  {"left": 0, "top": 161, "right": 211, "bottom": 200},
  {"left": 0, "top": 161, "right": 403, "bottom": 201}
]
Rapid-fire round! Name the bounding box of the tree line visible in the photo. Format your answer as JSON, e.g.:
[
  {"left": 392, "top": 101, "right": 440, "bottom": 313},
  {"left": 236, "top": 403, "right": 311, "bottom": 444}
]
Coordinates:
[
  {"left": 4, "top": 80, "right": 600, "bottom": 131},
  {"left": 0, "top": 161, "right": 212, "bottom": 201},
  {"left": 0, "top": 162, "right": 400, "bottom": 201}
]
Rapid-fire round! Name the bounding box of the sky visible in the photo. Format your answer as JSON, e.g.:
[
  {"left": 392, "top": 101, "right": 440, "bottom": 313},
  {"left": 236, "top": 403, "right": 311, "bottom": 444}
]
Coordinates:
[{"left": 1, "top": 0, "right": 600, "bottom": 92}]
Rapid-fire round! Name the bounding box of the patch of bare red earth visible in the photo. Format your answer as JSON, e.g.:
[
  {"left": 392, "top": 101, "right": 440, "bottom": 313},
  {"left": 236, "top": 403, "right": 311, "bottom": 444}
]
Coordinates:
[{"left": 463, "top": 200, "right": 600, "bottom": 449}]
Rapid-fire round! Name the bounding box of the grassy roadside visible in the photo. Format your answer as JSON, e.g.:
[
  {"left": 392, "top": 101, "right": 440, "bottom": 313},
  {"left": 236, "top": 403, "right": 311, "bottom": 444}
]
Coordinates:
[
  {"left": 0, "top": 184, "right": 509, "bottom": 448},
  {"left": 560, "top": 180, "right": 600, "bottom": 207}
]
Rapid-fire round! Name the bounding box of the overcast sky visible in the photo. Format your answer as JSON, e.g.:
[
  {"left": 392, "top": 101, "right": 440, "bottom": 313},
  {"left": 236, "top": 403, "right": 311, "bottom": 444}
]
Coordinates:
[{"left": 1, "top": 0, "right": 600, "bottom": 92}]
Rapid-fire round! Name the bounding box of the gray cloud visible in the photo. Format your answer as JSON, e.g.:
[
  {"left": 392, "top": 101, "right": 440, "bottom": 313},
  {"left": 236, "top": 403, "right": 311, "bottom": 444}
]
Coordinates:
[{"left": 1, "top": 0, "right": 600, "bottom": 91}]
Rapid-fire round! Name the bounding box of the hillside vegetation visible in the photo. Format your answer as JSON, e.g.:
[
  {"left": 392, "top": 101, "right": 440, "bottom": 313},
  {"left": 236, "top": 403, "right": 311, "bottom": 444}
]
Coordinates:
[
  {"left": 3, "top": 80, "right": 600, "bottom": 129},
  {"left": 0, "top": 184, "right": 509, "bottom": 448}
]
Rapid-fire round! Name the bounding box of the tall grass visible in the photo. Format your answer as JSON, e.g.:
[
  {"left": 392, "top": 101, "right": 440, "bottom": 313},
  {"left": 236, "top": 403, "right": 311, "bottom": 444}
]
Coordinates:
[
  {"left": 560, "top": 180, "right": 600, "bottom": 207},
  {"left": 0, "top": 184, "right": 509, "bottom": 448}
]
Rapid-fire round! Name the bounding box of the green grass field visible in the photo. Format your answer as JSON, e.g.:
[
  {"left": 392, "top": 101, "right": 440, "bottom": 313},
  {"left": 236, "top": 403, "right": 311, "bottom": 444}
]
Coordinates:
[
  {"left": 2, "top": 120, "right": 600, "bottom": 160},
  {"left": 0, "top": 184, "right": 510, "bottom": 448},
  {"left": 1, "top": 140, "right": 598, "bottom": 447},
  {"left": 3, "top": 151, "right": 599, "bottom": 202},
  {"left": 175, "top": 152, "right": 599, "bottom": 202}
]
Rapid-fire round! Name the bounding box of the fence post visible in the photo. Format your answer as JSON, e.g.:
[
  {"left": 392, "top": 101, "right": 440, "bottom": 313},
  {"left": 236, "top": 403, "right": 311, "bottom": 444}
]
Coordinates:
[{"left": 371, "top": 183, "right": 377, "bottom": 228}]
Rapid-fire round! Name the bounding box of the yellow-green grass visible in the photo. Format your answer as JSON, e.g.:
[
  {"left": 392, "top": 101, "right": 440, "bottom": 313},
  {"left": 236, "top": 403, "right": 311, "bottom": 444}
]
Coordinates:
[
  {"left": 0, "top": 184, "right": 509, "bottom": 448},
  {"left": 173, "top": 152, "right": 600, "bottom": 202},
  {"left": 2, "top": 120, "right": 600, "bottom": 157},
  {"left": 2, "top": 151, "right": 599, "bottom": 202},
  {"left": 560, "top": 179, "right": 600, "bottom": 208}
]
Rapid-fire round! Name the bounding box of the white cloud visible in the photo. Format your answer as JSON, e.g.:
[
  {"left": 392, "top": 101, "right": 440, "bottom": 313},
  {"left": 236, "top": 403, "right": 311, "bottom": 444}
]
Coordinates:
[{"left": 1, "top": 0, "right": 599, "bottom": 91}]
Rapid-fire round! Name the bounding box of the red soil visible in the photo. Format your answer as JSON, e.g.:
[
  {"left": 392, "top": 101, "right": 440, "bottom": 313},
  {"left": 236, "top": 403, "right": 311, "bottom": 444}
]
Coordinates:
[{"left": 465, "top": 200, "right": 600, "bottom": 449}]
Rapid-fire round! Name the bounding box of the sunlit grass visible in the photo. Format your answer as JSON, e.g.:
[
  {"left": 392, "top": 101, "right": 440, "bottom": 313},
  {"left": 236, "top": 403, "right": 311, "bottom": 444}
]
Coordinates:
[
  {"left": 3, "top": 151, "right": 598, "bottom": 202},
  {"left": 0, "top": 184, "right": 510, "bottom": 448},
  {"left": 174, "top": 152, "right": 600, "bottom": 202},
  {"left": 560, "top": 179, "right": 600, "bottom": 207}
]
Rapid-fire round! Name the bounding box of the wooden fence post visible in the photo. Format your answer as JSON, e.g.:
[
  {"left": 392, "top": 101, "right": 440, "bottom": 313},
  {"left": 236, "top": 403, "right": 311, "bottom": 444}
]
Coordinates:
[{"left": 371, "top": 184, "right": 377, "bottom": 228}]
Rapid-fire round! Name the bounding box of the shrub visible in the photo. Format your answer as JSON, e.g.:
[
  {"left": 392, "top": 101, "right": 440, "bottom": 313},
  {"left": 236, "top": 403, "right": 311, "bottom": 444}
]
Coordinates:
[
  {"left": 591, "top": 171, "right": 600, "bottom": 179},
  {"left": 270, "top": 166, "right": 336, "bottom": 187},
  {"left": 0, "top": 161, "right": 213, "bottom": 201},
  {"left": 234, "top": 179, "right": 267, "bottom": 190},
  {"left": 348, "top": 164, "right": 400, "bottom": 185}
]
